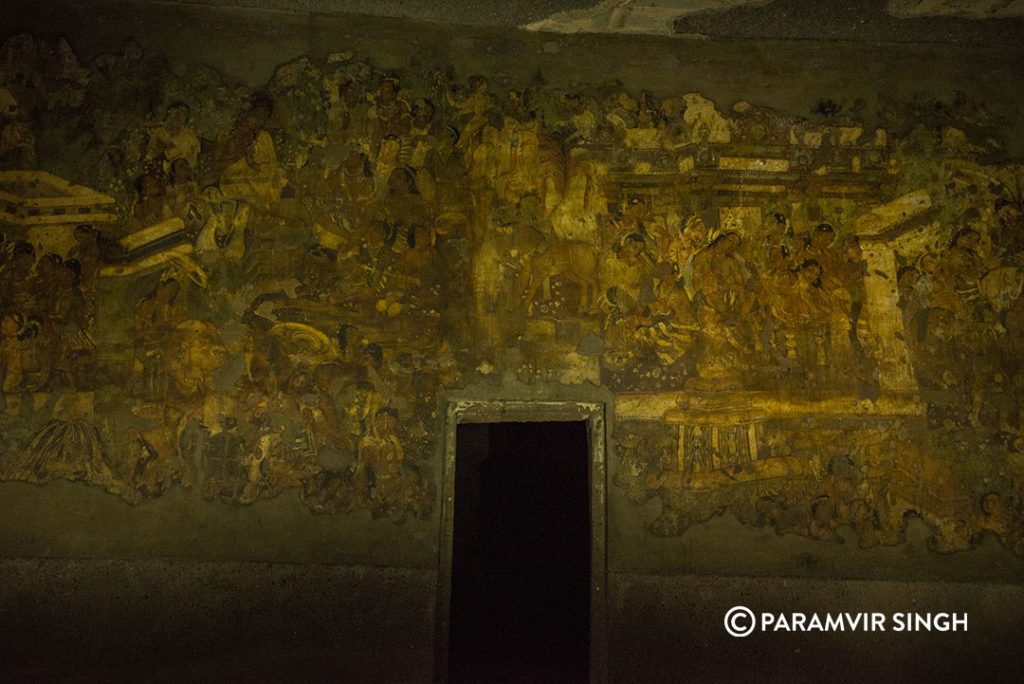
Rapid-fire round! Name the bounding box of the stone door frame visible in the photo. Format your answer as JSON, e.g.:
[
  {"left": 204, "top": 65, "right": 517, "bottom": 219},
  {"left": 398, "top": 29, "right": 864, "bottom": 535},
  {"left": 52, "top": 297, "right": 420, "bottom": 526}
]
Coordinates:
[{"left": 434, "top": 399, "right": 608, "bottom": 684}]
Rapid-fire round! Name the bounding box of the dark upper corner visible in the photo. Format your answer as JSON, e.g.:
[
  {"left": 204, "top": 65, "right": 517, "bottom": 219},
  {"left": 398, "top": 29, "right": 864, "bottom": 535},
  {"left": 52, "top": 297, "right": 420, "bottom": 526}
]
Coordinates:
[{"left": 671, "top": 0, "right": 1024, "bottom": 45}]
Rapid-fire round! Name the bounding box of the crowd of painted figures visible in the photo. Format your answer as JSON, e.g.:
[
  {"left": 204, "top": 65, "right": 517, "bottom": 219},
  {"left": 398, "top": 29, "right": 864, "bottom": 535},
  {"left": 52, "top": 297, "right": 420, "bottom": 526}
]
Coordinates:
[
  {"left": 0, "top": 34, "right": 1023, "bottom": 549},
  {"left": 614, "top": 416, "right": 1024, "bottom": 553}
]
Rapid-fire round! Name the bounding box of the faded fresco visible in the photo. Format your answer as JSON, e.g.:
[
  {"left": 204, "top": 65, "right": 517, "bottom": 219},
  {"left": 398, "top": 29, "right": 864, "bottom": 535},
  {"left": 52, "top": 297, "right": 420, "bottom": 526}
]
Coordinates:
[{"left": 0, "top": 34, "right": 1022, "bottom": 552}]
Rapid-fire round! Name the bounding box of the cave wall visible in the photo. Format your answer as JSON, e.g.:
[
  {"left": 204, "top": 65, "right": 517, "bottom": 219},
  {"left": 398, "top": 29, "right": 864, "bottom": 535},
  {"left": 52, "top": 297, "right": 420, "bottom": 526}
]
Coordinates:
[{"left": 1, "top": 1, "right": 1023, "bottom": 680}]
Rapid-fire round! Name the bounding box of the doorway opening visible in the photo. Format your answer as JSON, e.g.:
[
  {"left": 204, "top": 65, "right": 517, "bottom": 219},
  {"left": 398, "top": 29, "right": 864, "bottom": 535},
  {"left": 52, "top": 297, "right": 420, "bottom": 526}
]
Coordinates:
[
  {"left": 448, "top": 421, "right": 590, "bottom": 682},
  {"left": 436, "top": 401, "right": 607, "bottom": 684}
]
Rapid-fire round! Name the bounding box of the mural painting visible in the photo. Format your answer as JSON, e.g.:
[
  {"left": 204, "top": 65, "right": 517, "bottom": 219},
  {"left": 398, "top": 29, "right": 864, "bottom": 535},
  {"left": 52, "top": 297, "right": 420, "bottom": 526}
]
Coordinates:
[{"left": 0, "top": 34, "right": 1022, "bottom": 552}]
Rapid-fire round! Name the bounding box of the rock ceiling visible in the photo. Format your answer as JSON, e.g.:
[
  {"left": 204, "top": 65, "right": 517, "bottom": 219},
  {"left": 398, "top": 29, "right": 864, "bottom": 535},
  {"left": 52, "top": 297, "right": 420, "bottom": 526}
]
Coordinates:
[{"left": 133, "top": 0, "right": 1024, "bottom": 36}]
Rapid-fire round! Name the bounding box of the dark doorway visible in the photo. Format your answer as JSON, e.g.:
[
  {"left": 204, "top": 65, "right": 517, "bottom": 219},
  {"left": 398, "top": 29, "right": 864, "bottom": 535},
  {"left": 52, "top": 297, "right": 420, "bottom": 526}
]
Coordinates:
[{"left": 448, "top": 421, "right": 591, "bottom": 683}]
